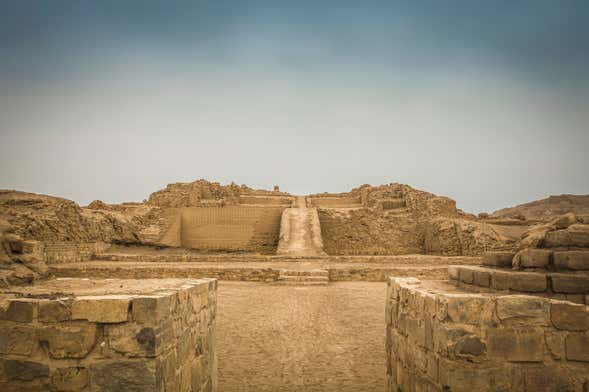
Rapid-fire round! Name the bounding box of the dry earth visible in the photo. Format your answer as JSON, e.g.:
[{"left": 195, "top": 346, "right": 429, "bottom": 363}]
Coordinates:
[{"left": 216, "top": 281, "right": 386, "bottom": 392}]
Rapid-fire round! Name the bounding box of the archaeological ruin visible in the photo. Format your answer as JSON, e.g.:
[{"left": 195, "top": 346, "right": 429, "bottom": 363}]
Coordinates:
[{"left": 1, "top": 179, "right": 588, "bottom": 391}]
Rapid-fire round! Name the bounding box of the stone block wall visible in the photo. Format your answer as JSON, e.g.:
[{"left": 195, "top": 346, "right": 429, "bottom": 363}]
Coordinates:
[
  {"left": 385, "top": 277, "right": 589, "bottom": 392},
  {"left": 43, "top": 242, "right": 110, "bottom": 264},
  {"left": 0, "top": 279, "right": 217, "bottom": 391}
]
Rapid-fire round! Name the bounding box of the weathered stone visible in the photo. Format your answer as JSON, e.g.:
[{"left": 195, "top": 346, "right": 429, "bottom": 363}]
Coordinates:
[
  {"left": 38, "top": 299, "right": 72, "bottom": 323},
  {"left": 551, "top": 300, "right": 589, "bottom": 331},
  {"left": 544, "top": 331, "right": 565, "bottom": 360},
  {"left": 458, "top": 268, "right": 474, "bottom": 284},
  {"left": 447, "top": 265, "right": 459, "bottom": 280},
  {"left": 554, "top": 251, "right": 589, "bottom": 271},
  {"left": 551, "top": 273, "right": 589, "bottom": 294},
  {"left": 0, "top": 325, "right": 36, "bottom": 355},
  {"left": 446, "top": 294, "right": 494, "bottom": 325},
  {"left": 472, "top": 269, "right": 490, "bottom": 287},
  {"left": 453, "top": 335, "right": 486, "bottom": 357},
  {"left": 4, "top": 299, "right": 35, "bottom": 323},
  {"left": 568, "top": 224, "right": 589, "bottom": 247},
  {"left": 552, "top": 212, "right": 577, "bottom": 229},
  {"left": 132, "top": 294, "right": 171, "bottom": 324},
  {"left": 50, "top": 367, "right": 89, "bottom": 391},
  {"left": 544, "top": 229, "right": 570, "bottom": 247},
  {"left": 565, "top": 333, "right": 589, "bottom": 361},
  {"left": 91, "top": 360, "right": 157, "bottom": 392},
  {"left": 523, "top": 366, "right": 573, "bottom": 392},
  {"left": 72, "top": 295, "right": 132, "bottom": 323},
  {"left": 491, "top": 270, "right": 547, "bottom": 292},
  {"left": 107, "top": 323, "right": 158, "bottom": 357},
  {"left": 1, "top": 359, "right": 49, "bottom": 381},
  {"left": 482, "top": 251, "right": 514, "bottom": 267},
  {"left": 496, "top": 295, "right": 549, "bottom": 325},
  {"left": 39, "top": 324, "right": 97, "bottom": 359},
  {"left": 517, "top": 248, "right": 552, "bottom": 269},
  {"left": 487, "top": 328, "right": 544, "bottom": 362},
  {"left": 439, "top": 360, "right": 516, "bottom": 392}
]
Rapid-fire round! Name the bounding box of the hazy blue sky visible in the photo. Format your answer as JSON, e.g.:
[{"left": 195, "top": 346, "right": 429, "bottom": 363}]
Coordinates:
[{"left": 1, "top": 1, "right": 588, "bottom": 213}]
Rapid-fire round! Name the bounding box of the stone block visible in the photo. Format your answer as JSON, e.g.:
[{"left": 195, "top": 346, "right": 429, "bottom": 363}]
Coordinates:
[
  {"left": 39, "top": 324, "right": 97, "bottom": 359},
  {"left": 4, "top": 299, "right": 36, "bottom": 323},
  {"left": 490, "top": 270, "right": 547, "bottom": 292},
  {"left": 568, "top": 224, "right": 589, "bottom": 247},
  {"left": 518, "top": 248, "right": 552, "bottom": 269},
  {"left": 458, "top": 268, "right": 474, "bottom": 284},
  {"left": 50, "top": 367, "right": 89, "bottom": 391},
  {"left": 38, "top": 299, "right": 72, "bottom": 323},
  {"left": 473, "top": 269, "right": 490, "bottom": 287},
  {"left": 550, "top": 300, "right": 589, "bottom": 331},
  {"left": 438, "top": 360, "right": 516, "bottom": 392},
  {"left": 487, "top": 328, "right": 544, "bottom": 362},
  {"left": 451, "top": 335, "right": 486, "bottom": 358},
  {"left": 551, "top": 273, "right": 589, "bottom": 294},
  {"left": 447, "top": 265, "right": 459, "bottom": 280},
  {"left": 72, "top": 295, "right": 132, "bottom": 323},
  {"left": 544, "top": 331, "right": 565, "bottom": 360},
  {"left": 0, "top": 325, "right": 36, "bottom": 355},
  {"left": 107, "top": 323, "right": 159, "bottom": 357},
  {"left": 482, "top": 251, "right": 514, "bottom": 267},
  {"left": 554, "top": 251, "right": 589, "bottom": 271},
  {"left": 523, "top": 366, "right": 574, "bottom": 392},
  {"left": 131, "top": 294, "right": 171, "bottom": 324},
  {"left": 0, "top": 359, "right": 49, "bottom": 381},
  {"left": 445, "top": 294, "right": 494, "bottom": 325},
  {"left": 496, "top": 295, "right": 549, "bottom": 325},
  {"left": 90, "top": 360, "right": 157, "bottom": 391},
  {"left": 565, "top": 333, "right": 589, "bottom": 361},
  {"left": 544, "top": 229, "right": 568, "bottom": 247}
]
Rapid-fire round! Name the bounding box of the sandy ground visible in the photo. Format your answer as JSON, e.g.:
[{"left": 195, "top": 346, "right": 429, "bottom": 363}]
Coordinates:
[{"left": 216, "top": 281, "right": 387, "bottom": 392}]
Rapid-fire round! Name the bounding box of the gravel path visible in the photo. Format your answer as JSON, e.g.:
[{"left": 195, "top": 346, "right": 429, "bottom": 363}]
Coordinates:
[{"left": 216, "top": 281, "right": 386, "bottom": 391}]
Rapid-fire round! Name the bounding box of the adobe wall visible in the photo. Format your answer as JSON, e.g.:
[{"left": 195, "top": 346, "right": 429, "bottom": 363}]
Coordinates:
[
  {"left": 0, "top": 278, "right": 217, "bottom": 391},
  {"left": 180, "top": 206, "right": 284, "bottom": 253},
  {"left": 318, "top": 209, "right": 423, "bottom": 255},
  {"left": 43, "top": 242, "right": 110, "bottom": 264},
  {"left": 385, "top": 277, "right": 589, "bottom": 392}
]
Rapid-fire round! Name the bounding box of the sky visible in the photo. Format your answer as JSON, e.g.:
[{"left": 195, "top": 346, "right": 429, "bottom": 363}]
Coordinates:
[{"left": 1, "top": 1, "right": 588, "bottom": 213}]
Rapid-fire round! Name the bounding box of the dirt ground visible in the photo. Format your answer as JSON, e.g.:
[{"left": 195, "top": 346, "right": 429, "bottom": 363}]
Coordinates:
[{"left": 216, "top": 281, "right": 387, "bottom": 392}]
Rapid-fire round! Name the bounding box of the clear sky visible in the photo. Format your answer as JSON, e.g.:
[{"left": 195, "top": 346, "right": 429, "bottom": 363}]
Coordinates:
[{"left": 1, "top": 1, "right": 588, "bottom": 213}]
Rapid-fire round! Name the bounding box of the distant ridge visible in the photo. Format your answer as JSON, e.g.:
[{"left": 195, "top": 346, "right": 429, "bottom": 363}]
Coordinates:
[{"left": 492, "top": 194, "right": 589, "bottom": 220}]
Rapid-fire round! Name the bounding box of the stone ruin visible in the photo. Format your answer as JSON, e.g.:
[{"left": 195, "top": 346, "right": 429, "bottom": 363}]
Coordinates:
[
  {"left": 386, "top": 214, "right": 589, "bottom": 391},
  {"left": 1, "top": 179, "right": 588, "bottom": 390}
]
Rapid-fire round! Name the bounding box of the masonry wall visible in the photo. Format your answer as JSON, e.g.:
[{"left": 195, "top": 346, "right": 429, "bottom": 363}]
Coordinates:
[
  {"left": 0, "top": 279, "right": 217, "bottom": 391},
  {"left": 385, "top": 277, "right": 589, "bottom": 392},
  {"left": 43, "top": 242, "right": 110, "bottom": 264},
  {"left": 180, "top": 206, "right": 284, "bottom": 253}
]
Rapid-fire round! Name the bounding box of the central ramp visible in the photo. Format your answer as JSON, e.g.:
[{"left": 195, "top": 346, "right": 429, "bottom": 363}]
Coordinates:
[{"left": 276, "top": 196, "right": 327, "bottom": 257}]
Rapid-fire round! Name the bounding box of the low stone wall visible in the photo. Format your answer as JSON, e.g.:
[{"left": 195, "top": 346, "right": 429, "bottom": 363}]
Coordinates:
[
  {"left": 0, "top": 278, "right": 217, "bottom": 391},
  {"left": 43, "top": 242, "right": 110, "bottom": 264},
  {"left": 385, "top": 277, "right": 589, "bottom": 392}
]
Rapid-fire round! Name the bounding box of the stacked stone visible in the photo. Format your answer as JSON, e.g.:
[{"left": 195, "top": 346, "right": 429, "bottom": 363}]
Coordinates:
[
  {"left": 449, "top": 219, "right": 589, "bottom": 303},
  {"left": 0, "top": 278, "right": 217, "bottom": 391},
  {"left": 385, "top": 277, "right": 589, "bottom": 392}
]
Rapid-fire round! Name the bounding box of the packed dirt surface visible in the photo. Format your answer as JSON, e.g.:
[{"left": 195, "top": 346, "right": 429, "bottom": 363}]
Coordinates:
[
  {"left": 216, "top": 281, "right": 386, "bottom": 392},
  {"left": 277, "top": 196, "right": 326, "bottom": 257},
  {"left": 492, "top": 194, "right": 589, "bottom": 220}
]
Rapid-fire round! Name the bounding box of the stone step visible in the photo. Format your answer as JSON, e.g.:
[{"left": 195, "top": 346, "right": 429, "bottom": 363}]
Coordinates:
[
  {"left": 554, "top": 251, "right": 589, "bottom": 271},
  {"left": 279, "top": 269, "right": 328, "bottom": 277},
  {"left": 277, "top": 275, "right": 329, "bottom": 282},
  {"left": 275, "top": 279, "right": 328, "bottom": 286},
  {"left": 449, "top": 265, "right": 589, "bottom": 295}
]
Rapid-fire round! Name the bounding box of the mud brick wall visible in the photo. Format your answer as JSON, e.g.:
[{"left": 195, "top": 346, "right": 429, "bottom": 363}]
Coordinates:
[
  {"left": 43, "top": 242, "right": 109, "bottom": 264},
  {"left": 385, "top": 277, "right": 589, "bottom": 392},
  {"left": 180, "top": 206, "right": 284, "bottom": 253},
  {"left": 0, "top": 279, "right": 217, "bottom": 391},
  {"left": 318, "top": 209, "right": 423, "bottom": 255}
]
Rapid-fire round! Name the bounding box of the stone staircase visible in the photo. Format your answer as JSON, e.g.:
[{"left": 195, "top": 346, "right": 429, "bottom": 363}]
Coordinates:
[{"left": 276, "top": 269, "right": 329, "bottom": 286}]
